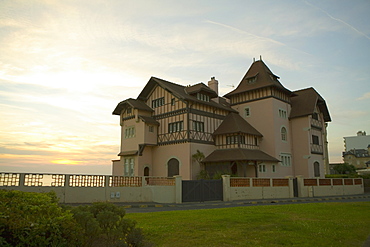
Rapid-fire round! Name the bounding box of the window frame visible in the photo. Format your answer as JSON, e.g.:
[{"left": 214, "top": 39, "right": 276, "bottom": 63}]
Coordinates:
[
  {"left": 281, "top": 126, "right": 287, "bottom": 141},
  {"left": 193, "top": 121, "right": 204, "bottom": 132},
  {"left": 168, "top": 121, "right": 184, "bottom": 133},
  {"left": 152, "top": 97, "right": 165, "bottom": 108},
  {"left": 244, "top": 107, "right": 251, "bottom": 118},
  {"left": 124, "top": 157, "right": 135, "bottom": 176},
  {"left": 124, "top": 126, "right": 135, "bottom": 139}
]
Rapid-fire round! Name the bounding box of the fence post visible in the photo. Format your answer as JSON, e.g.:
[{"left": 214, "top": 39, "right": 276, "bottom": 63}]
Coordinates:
[
  {"left": 296, "top": 176, "right": 304, "bottom": 197},
  {"left": 222, "top": 175, "right": 231, "bottom": 202},
  {"left": 19, "top": 173, "right": 26, "bottom": 188},
  {"left": 174, "top": 176, "right": 182, "bottom": 204},
  {"left": 285, "top": 176, "right": 294, "bottom": 198}
]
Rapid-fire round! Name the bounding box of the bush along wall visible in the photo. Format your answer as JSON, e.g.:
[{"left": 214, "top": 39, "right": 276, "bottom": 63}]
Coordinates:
[{"left": 0, "top": 190, "right": 151, "bottom": 247}]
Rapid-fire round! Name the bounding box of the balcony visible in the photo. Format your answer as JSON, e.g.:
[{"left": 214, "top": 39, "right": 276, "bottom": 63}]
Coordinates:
[
  {"left": 311, "top": 118, "right": 322, "bottom": 129},
  {"left": 311, "top": 144, "right": 323, "bottom": 154}
]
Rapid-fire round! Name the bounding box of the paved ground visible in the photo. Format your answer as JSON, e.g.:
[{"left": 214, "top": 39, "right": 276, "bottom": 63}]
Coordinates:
[{"left": 112, "top": 193, "right": 370, "bottom": 213}]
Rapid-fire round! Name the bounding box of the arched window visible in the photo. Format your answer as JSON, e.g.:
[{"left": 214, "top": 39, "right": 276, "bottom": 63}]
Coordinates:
[
  {"left": 144, "top": 167, "right": 150, "bottom": 176},
  {"left": 281, "top": 127, "right": 287, "bottom": 141},
  {"left": 167, "top": 158, "right": 180, "bottom": 177},
  {"left": 314, "top": 162, "right": 320, "bottom": 177}
]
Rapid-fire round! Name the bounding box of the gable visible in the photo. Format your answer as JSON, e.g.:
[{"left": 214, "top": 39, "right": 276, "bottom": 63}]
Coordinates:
[{"left": 290, "top": 87, "right": 331, "bottom": 122}]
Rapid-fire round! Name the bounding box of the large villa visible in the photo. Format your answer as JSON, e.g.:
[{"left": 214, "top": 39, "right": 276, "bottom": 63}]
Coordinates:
[{"left": 112, "top": 58, "right": 331, "bottom": 180}]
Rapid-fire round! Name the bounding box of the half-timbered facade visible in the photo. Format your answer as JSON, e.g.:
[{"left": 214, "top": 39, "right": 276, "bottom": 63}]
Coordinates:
[{"left": 112, "top": 59, "right": 331, "bottom": 179}]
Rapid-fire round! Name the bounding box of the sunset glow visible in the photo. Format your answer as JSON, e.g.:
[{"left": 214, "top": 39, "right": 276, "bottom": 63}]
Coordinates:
[{"left": 0, "top": 0, "right": 369, "bottom": 175}]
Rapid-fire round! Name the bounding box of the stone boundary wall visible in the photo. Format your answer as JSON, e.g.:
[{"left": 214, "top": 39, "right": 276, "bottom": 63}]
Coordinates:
[
  {"left": 0, "top": 173, "right": 181, "bottom": 204},
  {"left": 223, "top": 177, "right": 294, "bottom": 201},
  {"left": 0, "top": 173, "right": 365, "bottom": 204},
  {"left": 296, "top": 177, "right": 364, "bottom": 197}
]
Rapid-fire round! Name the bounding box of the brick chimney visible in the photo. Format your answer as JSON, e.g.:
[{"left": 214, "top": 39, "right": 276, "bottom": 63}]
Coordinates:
[{"left": 208, "top": 77, "right": 219, "bottom": 95}]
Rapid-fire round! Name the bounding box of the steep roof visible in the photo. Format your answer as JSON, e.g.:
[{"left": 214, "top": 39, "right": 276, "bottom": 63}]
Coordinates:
[
  {"left": 138, "top": 77, "right": 237, "bottom": 113},
  {"left": 202, "top": 148, "right": 279, "bottom": 163},
  {"left": 343, "top": 149, "right": 370, "bottom": 158},
  {"left": 290, "top": 87, "right": 331, "bottom": 122},
  {"left": 213, "top": 112, "right": 262, "bottom": 136},
  {"left": 112, "top": 98, "right": 153, "bottom": 115},
  {"left": 185, "top": 82, "right": 218, "bottom": 98},
  {"left": 224, "top": 60, "right": 292, "bottom": 98}
]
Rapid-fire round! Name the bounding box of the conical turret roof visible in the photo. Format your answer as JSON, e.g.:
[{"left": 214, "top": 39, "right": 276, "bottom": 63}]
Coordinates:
[{"left": 224, "top": 59, "right": 292, "bottom": 98}]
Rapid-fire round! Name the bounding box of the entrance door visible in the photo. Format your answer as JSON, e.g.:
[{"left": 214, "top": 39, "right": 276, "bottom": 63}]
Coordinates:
[{"left": 167, "top": 158, "right": 179, "bottom": 177}]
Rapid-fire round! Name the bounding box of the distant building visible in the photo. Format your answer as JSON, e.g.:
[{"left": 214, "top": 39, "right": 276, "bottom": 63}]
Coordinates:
[
  {"left": 343, "top": 144, "right": 370, "bottom": 169},
  {"left": 344, "top": 131, "right": 370, "bottom": 151},
  {"left": 112, "top": 58, "right": 331, "bottom": 179},
  {"left": 342, "top": 131, "right": 370, "bottom": 169}
]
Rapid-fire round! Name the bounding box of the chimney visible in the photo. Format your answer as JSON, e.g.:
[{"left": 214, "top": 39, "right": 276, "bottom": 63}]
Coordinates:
[{"left": 208, "top": 76, "right": 219, "bottom": 95}]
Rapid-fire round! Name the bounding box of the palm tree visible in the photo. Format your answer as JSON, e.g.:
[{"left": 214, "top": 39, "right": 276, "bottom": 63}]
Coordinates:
[{"left": 192, "top": 149, "right": 205, "bottom": 170}]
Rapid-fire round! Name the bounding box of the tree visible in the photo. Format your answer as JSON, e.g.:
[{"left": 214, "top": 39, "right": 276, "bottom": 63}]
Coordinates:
[
  {"left": 192, "top": 149, "right": 205, "bottom": 170},
  {"left": 334, "top": 163, "right": 356, "bottom": 174}
]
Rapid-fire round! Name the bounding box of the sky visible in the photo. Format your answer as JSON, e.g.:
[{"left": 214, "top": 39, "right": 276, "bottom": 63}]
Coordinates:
[{"left": 1, "top": 0, "right": 369, "bottom": 175}]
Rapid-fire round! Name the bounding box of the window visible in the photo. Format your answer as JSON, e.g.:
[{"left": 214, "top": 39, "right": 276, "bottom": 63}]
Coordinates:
[
  {"left": 272, "top": 164, "right": 276, "bottom": 173},
  {"left": 226, "top": 135, "right": 245, "bottom": 145},
  {"left": 312, "top": 112, "right": 318, "bottom": 120},
  {"left": 149, "top": 125, "right": 154, "bottom": 132},
  {"left": 245, "top": 107, "right": 250, "bottom": 117},
  {"left": 152, "top": 97, "right": 164, "bottom": 108},
  {"left": 247, "top": 76, "right": 257, "bottom": 84},
  {"left": 171, "top": 98, "right": 176, "bottom": 106},
  {"left": 254, "top": 137, "right": 258, "bottom": 146},
  {"left": 124, "top": 126, "right": 135, "bottom": 138},
  {"left": 127, "top": 107, "right": 132, "bottom": 114},
  {"left": 169, "top": 121, "right": 183, "bottom": 133},
  {"left": 124, "top": 158, "right": 134, "bottom": 176},
  {"left": 280, "top": 154, "right": 291, "bottom": 166},
  {"left": 314, "top": 162, "right": 320, "bottom": 177},
  {"left": 281, "top": 127, "right": 287, "bottom": 141},
  {"left": 279, "top": 109, "right": 287, "bottom": 118},
  {"left": 259, "top": 164, "right": 266, "bottom": 173},
  {"left": 312, "top": 135, "right": 319, "bottom": 145},
  {"left": 193, "top": 121, "right": 204, "bottom": 132},
  {"left": 196, "top": 93, "right": 210, "bottom": 102}
]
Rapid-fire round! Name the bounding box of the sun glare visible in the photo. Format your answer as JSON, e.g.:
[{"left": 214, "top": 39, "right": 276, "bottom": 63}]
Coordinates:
[{"left": 51, "top": 159, "right": 83, "bottom": 165}]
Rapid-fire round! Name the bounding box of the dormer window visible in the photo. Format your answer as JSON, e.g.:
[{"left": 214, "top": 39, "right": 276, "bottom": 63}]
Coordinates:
[
  {"left": 197, "top": 93, "right": 210, "bottom": 102},
  {"left": 246, "top": 76, "right": 257, "bottom": 84},
  {"left": 127, "top": 107, "right": 132, "bottom": 114}
]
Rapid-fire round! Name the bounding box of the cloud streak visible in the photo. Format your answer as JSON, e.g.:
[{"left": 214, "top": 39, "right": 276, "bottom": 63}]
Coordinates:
[{"left": 304, "top": 0, "right": 370, "bottom": 40}]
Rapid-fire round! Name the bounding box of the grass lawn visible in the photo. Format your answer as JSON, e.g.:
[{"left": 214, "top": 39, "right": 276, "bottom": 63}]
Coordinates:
[{"left": 127, "top": 202, "right": 370, "bottom": 247}]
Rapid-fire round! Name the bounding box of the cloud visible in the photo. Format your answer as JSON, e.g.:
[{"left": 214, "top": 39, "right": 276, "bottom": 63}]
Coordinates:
[{"left": 357, "top": 92, "right": 370, "bottom": 101}]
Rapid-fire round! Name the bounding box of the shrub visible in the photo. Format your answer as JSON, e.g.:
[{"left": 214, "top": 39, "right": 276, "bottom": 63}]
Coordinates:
[
  {"left": 71, "top": 201, "right": 151, "bottom": 247},
  {"left": 0, "top": 191, "right": 151, "bottom": 247},
  {"left": 0, "top": 190, "right": 82, "bottom": 247}
]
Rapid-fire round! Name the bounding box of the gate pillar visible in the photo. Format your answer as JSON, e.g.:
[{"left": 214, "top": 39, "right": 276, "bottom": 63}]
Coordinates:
[
  {"left": 222, "top": 175, "right": 231, "bottom": 202},
  {"left": 174, "top": 176, "right": 182, "bottom": 204}
]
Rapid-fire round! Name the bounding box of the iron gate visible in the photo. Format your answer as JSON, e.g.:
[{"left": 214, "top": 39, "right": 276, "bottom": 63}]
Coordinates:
[{"left": 182, "top": 179, "right": 223, "bottom": 202}]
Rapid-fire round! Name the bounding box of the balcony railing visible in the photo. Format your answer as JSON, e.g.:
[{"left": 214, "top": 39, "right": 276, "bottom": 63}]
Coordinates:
[
  {"left": 311, "top": 144, "right": 323, "bottom": 154},
  {"left": 311, "top": 118, "right": 322, "bottom": 129}
]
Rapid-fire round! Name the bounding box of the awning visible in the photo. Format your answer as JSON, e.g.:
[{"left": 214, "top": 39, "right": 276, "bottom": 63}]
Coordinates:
[
  {"left": 202, "top": 148, "right": 279, "bottom": 163},
  {"left": 118, "top": 150, "right": 138, "bottom": 156}
]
